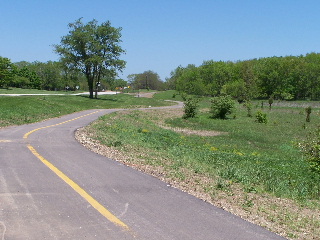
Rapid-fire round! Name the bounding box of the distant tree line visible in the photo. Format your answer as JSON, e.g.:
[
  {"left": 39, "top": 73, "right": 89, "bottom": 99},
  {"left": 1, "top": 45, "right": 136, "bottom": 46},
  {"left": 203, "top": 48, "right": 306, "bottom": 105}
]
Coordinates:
[
  {"left": 0, "top": 55, "right": 168, "bottom": 92},
  {"left": 166, "top": 52, "right": 320, "bottom": 101},
  {"left": 0, "top": 56, "right": 87, "bottom": 91},
  {"left": 0, "top": 55, "right": 169, "bottom": 92},
  {"left": 0, "top": 56, "right": 129, "bottom": 91}
]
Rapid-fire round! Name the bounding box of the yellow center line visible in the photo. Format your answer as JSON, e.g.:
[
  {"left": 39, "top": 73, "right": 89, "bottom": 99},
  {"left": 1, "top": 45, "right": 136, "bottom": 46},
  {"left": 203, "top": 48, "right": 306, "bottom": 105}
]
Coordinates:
[
  {"left": 0, "top": 140, "right": 12, "bottom": 142},
  {"left": 23, "top": 110, "right": 131, "bottom": 232},
  {"left": 23, "top": 110, "right": 101, "bottom": 139},
  {"left": 27, "top": 144, "right": 129, "bottom": 230}
]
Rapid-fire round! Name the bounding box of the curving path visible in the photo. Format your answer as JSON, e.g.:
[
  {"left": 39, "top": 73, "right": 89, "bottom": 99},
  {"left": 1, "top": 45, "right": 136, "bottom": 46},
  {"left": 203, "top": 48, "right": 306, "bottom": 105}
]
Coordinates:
[{"left": 0, "top": 104, "right": 286, "bottom": 239}]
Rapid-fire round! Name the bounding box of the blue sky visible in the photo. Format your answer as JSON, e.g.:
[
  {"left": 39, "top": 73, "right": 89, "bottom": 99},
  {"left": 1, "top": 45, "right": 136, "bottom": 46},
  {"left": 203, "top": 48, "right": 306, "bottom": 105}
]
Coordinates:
[{"left": 1, "top": 0, "right": 320, "bottom": 81}]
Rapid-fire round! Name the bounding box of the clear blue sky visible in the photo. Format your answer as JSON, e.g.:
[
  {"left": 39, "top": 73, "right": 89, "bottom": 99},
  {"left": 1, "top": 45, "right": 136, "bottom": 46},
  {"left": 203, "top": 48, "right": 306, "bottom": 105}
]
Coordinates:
[{"left": 1, "top": 0, "right": 320, "bottom": 81}]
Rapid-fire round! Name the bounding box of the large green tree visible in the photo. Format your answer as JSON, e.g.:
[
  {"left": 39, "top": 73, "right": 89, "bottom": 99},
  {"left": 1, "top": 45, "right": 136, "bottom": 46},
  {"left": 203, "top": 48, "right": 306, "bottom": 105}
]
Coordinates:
[
  {"left": 0, "top": 57, "right": 16, "bottom": 87},
  {"left": 128, "top": 70, "right": 165, "bottom": 90},
  {"left": 54, "top": 18, "right": 126, "bottom": 98}
]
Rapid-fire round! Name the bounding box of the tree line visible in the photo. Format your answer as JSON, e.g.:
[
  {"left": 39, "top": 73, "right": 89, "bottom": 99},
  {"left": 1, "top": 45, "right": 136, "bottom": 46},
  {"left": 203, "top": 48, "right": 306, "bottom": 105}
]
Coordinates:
[
  {"left": 0, "top": 58, "right": 86, "bottom": 91},
  {"left": 0, "top": 55, "right": 167, "bottom": 93},
  {"left": 166, "top": 53, "right": 320, "bottom": 101},
  {"left": 2, "top": 17, "right": 320, "bottom": 100}
]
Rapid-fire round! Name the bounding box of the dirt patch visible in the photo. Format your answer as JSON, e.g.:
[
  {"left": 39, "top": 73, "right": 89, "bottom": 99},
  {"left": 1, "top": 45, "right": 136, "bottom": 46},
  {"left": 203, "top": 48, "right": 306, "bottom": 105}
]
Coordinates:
[{"left": 127, "top": 92, "right": 157, "bottom": 98}]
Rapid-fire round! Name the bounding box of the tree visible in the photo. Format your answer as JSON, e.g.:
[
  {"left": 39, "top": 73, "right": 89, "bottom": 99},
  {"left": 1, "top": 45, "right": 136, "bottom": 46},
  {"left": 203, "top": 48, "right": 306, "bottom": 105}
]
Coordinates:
[
  {"left": 0, "top": 57, "right": 16, "bottom": 88},
  {"left": 175, "top": 65, "right": 206, "bottom": 95},
  {"left": 199, "top": 60, "right": 234, "bottom": 96},
  {"left": 128, "top": 71, "right": 165, "bottom": 90},
  {"left": 13, "top": 66, "right": 40, "bottom": 89},
  {"left": 30, "top": 61, "right": 63, "bottom": 90},
  {"left": 210, "top": 95, "right": 235, "bottom": 119},
  {"left": 221, "top": 79, "right": 246, "bottom": 102},
  {"left": 109, "top": 78, "right": 128, "bottom": 91},
  {"left": 165, "top": 65, "right": 184, "bottom": 90},
  {"left": 54, "top": 18, "right": 126, "bottom": 98}
]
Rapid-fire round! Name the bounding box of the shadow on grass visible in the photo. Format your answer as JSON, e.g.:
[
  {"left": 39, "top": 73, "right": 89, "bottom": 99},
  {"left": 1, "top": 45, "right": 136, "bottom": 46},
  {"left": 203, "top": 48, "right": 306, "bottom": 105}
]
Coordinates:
[{"left": 77, "top": 95, "right": 121, "bottom": 102}]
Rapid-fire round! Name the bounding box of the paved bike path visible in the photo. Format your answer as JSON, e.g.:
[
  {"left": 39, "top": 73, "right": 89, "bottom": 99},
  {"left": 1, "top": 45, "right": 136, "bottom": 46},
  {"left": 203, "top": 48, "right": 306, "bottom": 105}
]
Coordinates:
[{"left": 0, "top": 106, "right": 286, "bottom": 239}]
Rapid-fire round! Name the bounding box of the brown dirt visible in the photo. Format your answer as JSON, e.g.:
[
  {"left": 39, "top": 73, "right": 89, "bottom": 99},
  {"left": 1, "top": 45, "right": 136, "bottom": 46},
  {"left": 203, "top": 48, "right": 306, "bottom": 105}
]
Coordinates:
[{"left": 127, "top": 92, "right": 157, "bottom": 98}]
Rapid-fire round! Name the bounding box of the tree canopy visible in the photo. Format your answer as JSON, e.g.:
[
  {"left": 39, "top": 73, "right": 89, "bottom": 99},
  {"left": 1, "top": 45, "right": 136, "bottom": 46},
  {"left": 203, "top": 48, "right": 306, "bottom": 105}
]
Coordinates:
[
  {"left": 54, "top": 18, "right": 126, "bottom": 98},
  {"left": 128, "top": 70, "right": 165, "bottom": 91},
  {"left": 167, "top": 53, "right": 320, "bottom": 101},
  {"left": 0, "top": 56, "right": 16, "bottom": 87}
]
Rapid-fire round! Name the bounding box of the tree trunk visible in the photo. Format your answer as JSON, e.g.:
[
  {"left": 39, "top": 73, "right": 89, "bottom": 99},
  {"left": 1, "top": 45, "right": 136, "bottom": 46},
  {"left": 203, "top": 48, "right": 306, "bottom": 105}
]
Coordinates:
[{"left": 87, "top": 76, "right": 94, "bottom": 99}]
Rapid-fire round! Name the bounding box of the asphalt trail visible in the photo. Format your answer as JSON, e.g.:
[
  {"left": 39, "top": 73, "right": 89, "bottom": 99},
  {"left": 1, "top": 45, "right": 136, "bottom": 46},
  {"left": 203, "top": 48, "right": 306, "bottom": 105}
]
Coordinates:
[{"left": 0, "top": 104, "right": 286, "bottom": 239}]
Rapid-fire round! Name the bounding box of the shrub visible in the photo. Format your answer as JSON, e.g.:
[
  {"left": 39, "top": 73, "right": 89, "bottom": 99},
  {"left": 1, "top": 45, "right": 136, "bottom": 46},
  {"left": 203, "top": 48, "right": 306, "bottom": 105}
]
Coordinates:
[
  {"left": 244, "top": 100, "right": 252, "bottom": 117},
  {"left": 299, "top": 127, "right": 320, "bottom": 174},
  {"left": 305, "top": 106, "right": 312, "bottom": 122},
  {"left": 268, "top": 96, "right": 274, "bottom": 110},
  {"left": 210, "top": 95, "right": 235, "bottom": 119},
  {"left": 255, "top": 110, "right": 267, "bottom": 124},
  {"left": 182, "top": 95, "right": 199, "bottom": 119}
]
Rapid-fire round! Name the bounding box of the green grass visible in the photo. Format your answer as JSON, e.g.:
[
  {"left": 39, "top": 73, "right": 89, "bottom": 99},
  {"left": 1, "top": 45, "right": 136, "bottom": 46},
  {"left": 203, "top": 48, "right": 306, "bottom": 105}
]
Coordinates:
[
  {"left": 0, "top": 94, "right": 172, "bottom": 127},
  {"left": 3, "top": 90, "right": 318, "bottom": 201},
  {"left": 153, "top": 90, "right": 184, "bottom": 101},
  {"left": 0, "top": 87, "right": 82, "bottom": 94},
  {"left": 3, "top": 89, "right": 319, "bottom": 238},
  {"left": 88, "top": 96, "right": 320, "bottom": 201}
]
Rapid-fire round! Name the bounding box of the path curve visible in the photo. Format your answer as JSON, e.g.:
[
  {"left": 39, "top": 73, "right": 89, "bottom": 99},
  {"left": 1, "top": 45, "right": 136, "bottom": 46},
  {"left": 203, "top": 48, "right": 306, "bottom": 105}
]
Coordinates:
[{"left": 0, "top": 103, "right": 286, "bottom": 239}]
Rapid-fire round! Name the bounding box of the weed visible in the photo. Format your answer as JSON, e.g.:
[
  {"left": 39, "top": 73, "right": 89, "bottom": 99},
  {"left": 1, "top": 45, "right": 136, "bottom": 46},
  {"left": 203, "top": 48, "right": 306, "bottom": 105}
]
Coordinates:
[
  {"left": 242, "top": 195, "right": 254, "bottom": 208},
  {"left": 216, "top": 178, "right": 231, "bottom": 191}
]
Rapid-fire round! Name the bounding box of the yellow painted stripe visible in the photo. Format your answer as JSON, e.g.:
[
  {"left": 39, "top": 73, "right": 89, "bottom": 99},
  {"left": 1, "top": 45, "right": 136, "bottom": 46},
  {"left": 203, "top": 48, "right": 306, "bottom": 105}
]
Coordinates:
[
  {"left": 24, "top": 110, "right": 132, "bottom": 233},
  {"left": 27, "top": 145, "right": 129, "bottom": 230},
  {"left": 23, "top": 110, "right": 101, "bottom": 139},
  {"left": 0, "top": 140, "right": 12, "bottom": 142}
]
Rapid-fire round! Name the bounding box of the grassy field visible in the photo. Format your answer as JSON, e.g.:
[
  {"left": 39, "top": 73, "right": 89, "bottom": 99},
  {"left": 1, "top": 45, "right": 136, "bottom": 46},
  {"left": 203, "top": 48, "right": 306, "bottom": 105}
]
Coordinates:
[
  {"left": 1, "top": 90, "right": 320, "bottom": 239},
  {"left": 0, "top": 87, "right": 82, "bottom": 94},
  {"left": 0, "top": 93, "right": 173, "bottom": 127},
  {"left": 79, "top": 90, "right": 320, "bottom": 240}
]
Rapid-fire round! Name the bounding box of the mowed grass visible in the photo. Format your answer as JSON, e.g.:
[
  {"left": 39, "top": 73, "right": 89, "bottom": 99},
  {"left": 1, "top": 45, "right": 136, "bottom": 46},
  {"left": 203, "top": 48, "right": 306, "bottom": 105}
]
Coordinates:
[
  {"left": 0, "top": 87, "right": 80, "bottom": 94},
  {"left": 0, "top": 93, "right": 173, "bottom": 127}
]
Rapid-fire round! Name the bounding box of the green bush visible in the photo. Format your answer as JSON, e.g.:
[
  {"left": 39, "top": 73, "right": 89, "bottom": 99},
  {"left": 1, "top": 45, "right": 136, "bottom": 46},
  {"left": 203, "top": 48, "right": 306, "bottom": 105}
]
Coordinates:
[
  {"left": 244, "top": 100, "right": 253, "bottom": 117},
  {"left": 268, "top": 96, "right": 274, "bottom": 110},
  {"left": 299, "top": 127, "right": 320, "bottom": 174},
  {"left": 305, "top": 106, "right": 312, "bottom": 122},
  {"left": 182, "top": 94, "right": 199, "bottom": 119},
  {"left": 210, "top": 95, "right": 235, "bottom": 119},
  {"left": 255, "top": 110, "right": 267, "bottom": 124}
]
